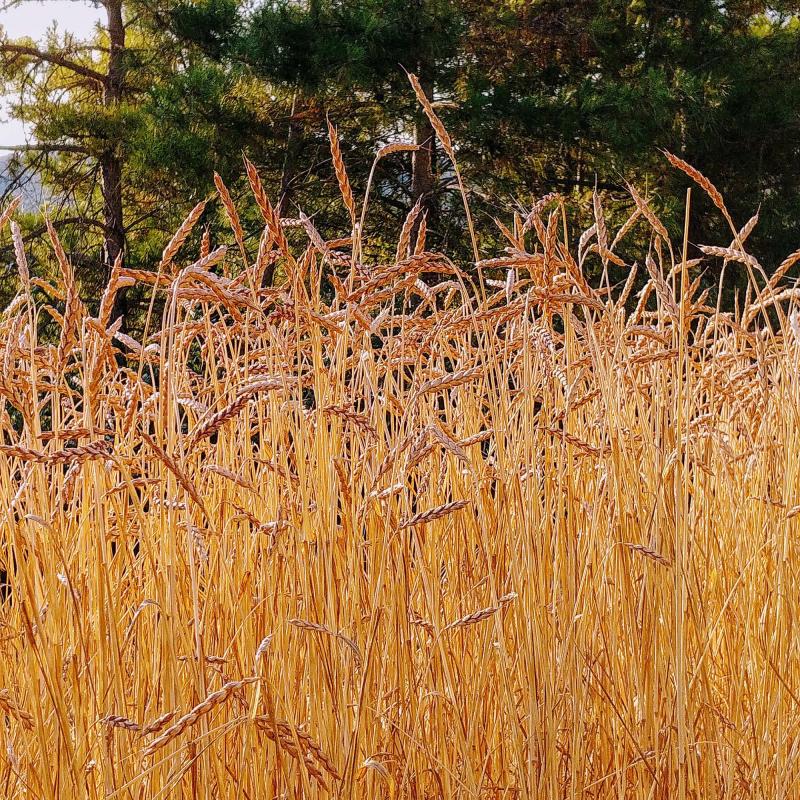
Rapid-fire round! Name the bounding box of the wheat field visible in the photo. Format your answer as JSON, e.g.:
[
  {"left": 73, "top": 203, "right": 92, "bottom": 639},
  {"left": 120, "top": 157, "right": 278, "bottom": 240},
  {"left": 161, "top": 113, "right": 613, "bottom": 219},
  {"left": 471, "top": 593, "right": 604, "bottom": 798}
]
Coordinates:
[{"left": 2, "top": 118, "right": 800, "bottom": 799}]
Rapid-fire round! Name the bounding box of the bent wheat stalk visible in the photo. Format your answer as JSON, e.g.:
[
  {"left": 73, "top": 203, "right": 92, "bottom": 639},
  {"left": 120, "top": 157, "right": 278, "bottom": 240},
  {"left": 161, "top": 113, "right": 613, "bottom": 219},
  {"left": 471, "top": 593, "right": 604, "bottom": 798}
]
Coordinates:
[{"left": 143, "top": 679, "right": 257, "bottom": 756}]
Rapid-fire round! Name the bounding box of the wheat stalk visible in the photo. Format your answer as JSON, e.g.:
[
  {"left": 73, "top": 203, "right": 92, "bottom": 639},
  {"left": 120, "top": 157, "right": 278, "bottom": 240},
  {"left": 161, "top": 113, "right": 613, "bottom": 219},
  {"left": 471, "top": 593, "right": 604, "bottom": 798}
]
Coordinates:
[
  {"left": 327, "top": 119, "right": 357, "bottom": 225},
  {"left": 623, "top": 542, "right": 672, "bottom": 567},
  {"left": 143, "top": 679, "right": 257, "bottom": 756},
  {"left": 140, "top": 710, "right": 180, "bottom": 736},
  {"left": 445, "top": 602, "right": 505, "bottom": 631},
  {"left": 399, "top": 499, "right": 469, "bottom": 529},
  {"left": 159, "top": 200, "right": 207, "bottom": 273},
  {"left": 0, "top": 690, "right": 34, "bottom": 729}
]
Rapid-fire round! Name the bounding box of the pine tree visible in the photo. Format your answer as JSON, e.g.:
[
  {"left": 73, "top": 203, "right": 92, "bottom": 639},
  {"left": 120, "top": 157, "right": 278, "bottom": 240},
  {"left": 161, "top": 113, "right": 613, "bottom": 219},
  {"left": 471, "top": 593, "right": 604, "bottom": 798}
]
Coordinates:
[{"left": 1, "top": 0, "right": 130, "bottom": 293}]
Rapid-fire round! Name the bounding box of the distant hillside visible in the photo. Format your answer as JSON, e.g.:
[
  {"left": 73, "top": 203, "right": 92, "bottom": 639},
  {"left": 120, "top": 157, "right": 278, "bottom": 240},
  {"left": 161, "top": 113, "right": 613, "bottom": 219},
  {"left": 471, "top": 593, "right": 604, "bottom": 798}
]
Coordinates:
[{"left": 0, "top": 153, "right": 46, "bottom": 211}]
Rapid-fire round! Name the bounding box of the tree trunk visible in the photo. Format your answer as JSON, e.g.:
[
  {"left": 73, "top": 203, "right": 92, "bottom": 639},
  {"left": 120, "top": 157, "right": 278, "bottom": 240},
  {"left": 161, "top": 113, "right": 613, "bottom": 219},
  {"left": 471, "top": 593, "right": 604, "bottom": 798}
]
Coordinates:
[
  {"left": 103, "top": 0, "right": 127, "bottom": 318},
  {"left": 411, "top": 67, "right": 436, "bottom": 248},
  {"left": 101, "top": 156, "right": 125, "bottom": 268},
  {"left": 277, "top": 92, "right": 303, "bottom": 220},
  {"left": 264, "top": 92, "right": 303, "bottom": 287}
]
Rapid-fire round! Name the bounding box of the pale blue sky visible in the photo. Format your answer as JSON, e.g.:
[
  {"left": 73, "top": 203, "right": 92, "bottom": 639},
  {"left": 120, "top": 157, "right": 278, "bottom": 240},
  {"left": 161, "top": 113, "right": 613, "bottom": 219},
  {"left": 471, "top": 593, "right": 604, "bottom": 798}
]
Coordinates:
[{"left": 0, "top": 1, "right": 103, "bottom": 144}]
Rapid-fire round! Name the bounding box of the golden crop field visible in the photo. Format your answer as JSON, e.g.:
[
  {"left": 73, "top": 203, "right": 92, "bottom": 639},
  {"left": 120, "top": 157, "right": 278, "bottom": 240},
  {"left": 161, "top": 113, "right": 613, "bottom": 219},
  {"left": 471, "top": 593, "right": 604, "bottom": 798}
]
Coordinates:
[{"left": 1, "top": 124, "right": 800, "bottom": 799}]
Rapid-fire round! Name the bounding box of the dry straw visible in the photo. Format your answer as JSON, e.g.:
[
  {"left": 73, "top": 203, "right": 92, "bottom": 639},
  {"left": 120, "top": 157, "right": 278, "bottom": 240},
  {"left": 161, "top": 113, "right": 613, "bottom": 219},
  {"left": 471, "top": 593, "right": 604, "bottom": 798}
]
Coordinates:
[{"left": 3, "top": 113, "right": 800, "bottom": 800}]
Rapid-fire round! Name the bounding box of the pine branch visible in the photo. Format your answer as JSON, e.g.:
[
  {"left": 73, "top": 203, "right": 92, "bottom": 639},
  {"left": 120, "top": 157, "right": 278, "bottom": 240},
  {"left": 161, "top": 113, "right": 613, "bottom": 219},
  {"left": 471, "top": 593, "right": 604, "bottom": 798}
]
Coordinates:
[
  {"left": 0, "top": 144, "right": 92, "bottom": 154},
  {"left": 0, "top": 43, "right": 107, "bottom": 85}
]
